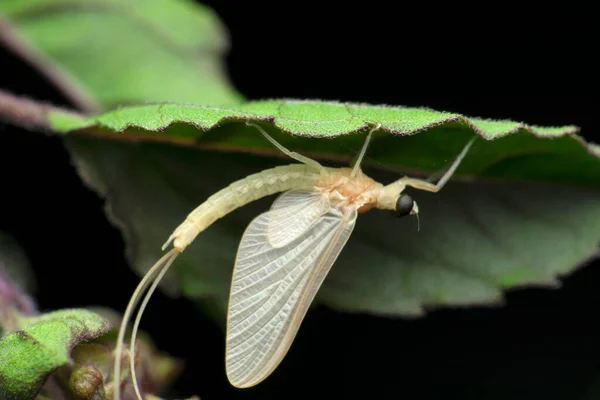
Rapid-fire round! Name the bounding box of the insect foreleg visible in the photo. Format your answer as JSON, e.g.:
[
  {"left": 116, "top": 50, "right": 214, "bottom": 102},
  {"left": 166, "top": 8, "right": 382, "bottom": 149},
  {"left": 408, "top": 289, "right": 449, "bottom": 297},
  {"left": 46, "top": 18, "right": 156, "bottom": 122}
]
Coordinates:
[
  {"left": 246, "top": 122, "right": 323, "bottom": 171},
  {"left": 397, "top": 136, "right": 477, "bottom": 193}
]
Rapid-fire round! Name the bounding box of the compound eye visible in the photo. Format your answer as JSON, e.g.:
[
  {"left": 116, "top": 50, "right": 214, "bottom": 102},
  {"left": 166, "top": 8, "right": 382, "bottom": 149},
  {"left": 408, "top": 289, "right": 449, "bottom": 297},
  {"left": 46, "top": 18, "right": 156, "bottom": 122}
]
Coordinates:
[{"left": 395, "top": 193, "right": 414, "bottom": 217}]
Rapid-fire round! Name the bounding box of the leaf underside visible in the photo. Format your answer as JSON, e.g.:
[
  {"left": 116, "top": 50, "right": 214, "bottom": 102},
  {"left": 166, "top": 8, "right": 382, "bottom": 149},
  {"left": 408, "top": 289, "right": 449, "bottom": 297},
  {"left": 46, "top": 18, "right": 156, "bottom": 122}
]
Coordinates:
[{"left": 64, "top": 131, "right": 600, "bottom": 320}]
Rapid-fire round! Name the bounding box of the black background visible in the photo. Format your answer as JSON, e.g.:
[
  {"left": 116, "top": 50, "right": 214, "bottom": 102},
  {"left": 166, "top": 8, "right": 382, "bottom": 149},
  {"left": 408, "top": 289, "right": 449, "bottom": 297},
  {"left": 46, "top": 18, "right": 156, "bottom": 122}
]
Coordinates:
[{"left": 0, "top": 2, "right": 599, "bottom": 399}]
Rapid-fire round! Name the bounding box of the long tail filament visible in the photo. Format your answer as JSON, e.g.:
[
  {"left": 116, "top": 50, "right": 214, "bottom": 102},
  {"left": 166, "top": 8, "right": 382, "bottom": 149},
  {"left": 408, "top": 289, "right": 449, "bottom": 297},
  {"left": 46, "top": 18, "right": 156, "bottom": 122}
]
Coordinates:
[
  {"left": 129, "top": 251, "right": 179, "bottom": 400},
  {"left": 112, "top": 248, "right": 180, "bottom": 400}
]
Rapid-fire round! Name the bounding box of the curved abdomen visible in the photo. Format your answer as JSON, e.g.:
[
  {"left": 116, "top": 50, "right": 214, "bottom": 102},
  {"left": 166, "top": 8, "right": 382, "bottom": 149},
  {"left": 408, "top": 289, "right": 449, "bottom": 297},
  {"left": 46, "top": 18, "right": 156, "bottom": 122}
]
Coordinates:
[{"left": 168, "top": 164, "right": 323, "bottom": 250}]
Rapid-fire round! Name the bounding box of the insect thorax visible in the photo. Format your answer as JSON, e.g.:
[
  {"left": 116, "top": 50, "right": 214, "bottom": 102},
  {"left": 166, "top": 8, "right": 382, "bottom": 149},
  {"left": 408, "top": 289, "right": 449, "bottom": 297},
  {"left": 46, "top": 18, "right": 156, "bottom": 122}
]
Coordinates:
[{"left": 316, "top": 168, "right": 380, "bottom": 213}]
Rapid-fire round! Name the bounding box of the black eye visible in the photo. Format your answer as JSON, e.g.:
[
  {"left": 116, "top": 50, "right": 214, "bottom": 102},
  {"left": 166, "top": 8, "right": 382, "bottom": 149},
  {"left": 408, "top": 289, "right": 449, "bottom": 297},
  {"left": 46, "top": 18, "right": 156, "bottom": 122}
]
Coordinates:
[{"left": 395, "top": 193, "right": 414, "bottom": 217}]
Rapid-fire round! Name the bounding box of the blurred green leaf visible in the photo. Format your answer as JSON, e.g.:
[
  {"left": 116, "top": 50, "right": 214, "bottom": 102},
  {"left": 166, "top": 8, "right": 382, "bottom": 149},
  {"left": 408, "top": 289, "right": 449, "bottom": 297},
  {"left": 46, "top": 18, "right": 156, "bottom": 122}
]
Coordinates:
[
  {"left": 0, "top": 0, "right": 242, "bottom": 110},
  {"left": 0, "top": 309, "right": 110, "bottom": 400}
]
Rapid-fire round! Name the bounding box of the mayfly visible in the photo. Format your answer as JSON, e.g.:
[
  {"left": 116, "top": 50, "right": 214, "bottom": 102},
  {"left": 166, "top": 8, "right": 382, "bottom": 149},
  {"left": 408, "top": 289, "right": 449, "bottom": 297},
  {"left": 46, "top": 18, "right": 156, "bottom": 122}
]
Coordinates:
[{"left": 112, "top": 122, "right": 475, "bottom": 399}]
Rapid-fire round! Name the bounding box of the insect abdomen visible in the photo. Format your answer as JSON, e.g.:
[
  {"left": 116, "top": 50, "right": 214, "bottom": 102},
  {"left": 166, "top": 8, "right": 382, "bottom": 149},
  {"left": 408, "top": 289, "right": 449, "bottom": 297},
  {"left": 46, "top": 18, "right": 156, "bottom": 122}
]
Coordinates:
[
  {"left": 227, "top": 164, "right": 318, "bottom": 208},
  {"left": 170, "top": 164, "right": 322, "bottom": 250}
]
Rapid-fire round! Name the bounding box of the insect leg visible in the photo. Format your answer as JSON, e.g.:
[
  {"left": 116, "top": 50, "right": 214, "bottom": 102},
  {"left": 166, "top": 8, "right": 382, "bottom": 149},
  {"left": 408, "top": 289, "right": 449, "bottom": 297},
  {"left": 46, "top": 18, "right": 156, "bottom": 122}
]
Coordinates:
[
  {"left": 246, "top": 122, "right": 323, "bottom": 170},
  {"left": 399, "top": 136, "right": 476, "bottom": 193},
  {"left": 351, "top": 123, "right": 381, "bottom": 177}
]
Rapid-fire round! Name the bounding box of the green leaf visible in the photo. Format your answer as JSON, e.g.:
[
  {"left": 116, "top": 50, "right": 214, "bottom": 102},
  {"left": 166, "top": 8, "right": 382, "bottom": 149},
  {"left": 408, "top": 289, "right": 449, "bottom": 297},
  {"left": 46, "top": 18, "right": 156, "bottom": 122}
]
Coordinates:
[
  {"left": 50, "top": 100, "right": 598, "bottom": 187},
  {"left": 54, "top": 97, "right": 600, "bottom": 319},
  {"left": 0, "top": 0, "right": 242, "bottom": 110},
  {"left": 0, "top": 309, "right": 110, "bottom": 400}
]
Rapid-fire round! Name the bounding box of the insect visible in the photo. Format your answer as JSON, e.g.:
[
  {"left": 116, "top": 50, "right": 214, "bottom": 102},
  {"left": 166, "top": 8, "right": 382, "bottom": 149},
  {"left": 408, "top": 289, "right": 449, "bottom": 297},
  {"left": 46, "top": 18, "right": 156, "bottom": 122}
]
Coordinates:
[{"left": 112, "top": 122, "right": 476, "bottom": 399}]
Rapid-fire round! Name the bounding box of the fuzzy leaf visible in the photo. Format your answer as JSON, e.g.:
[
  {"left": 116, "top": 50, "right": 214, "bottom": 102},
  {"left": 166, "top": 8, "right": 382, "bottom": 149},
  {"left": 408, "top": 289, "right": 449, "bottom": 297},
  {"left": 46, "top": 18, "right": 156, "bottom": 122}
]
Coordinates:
[
  {"left": 0, "top": 0, "right": 242, "bottom": 110},
  {"left": 0, "top": 309, "right": 110, "bottom": 400},
  {"left": 48, "top": 100, "right": 598, "bottom": 188}
]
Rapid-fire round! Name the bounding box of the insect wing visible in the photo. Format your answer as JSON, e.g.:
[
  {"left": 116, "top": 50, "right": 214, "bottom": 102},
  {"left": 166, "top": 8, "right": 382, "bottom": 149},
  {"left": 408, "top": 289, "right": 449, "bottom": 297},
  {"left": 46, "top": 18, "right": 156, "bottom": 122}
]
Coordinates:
[
  {"left": 225, "top": 203, "right": 358, "bottom": 388},
  {"left": 267, "top": 189, "right": 331, "bottom": 248}
]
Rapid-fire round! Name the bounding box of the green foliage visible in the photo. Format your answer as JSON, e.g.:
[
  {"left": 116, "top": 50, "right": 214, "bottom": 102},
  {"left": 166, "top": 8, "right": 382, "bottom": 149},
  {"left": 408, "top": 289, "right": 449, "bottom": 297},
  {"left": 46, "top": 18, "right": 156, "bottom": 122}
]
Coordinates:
[
  {"left": 47, "top": 100, "right": 598, "bottom": 188},
  {"left": 47, "top": 101, "right": 599, "bottom": 319},
  {"left": 65, "top": 100, "right": 579, "bottom": 138},
  {"left": 63, "top": 126, "right": 600, "bottom": 318},
  {"left": 1, "top": 0, "right": 600, "bottom": 397},
  {"left": 0, "top": 310, "right": 110, "bottom": 399},
  {"left": 0, "top": 0, "right": 242, "bottom": 109},
  {"left": 2, "top": 0, "right": 599, "bottom": 326}
]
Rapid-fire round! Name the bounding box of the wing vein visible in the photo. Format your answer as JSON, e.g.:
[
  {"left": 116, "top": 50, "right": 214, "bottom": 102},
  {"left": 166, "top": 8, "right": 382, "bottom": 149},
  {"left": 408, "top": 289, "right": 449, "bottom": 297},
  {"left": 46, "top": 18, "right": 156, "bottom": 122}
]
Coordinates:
[{"left": 226, "top": 188, "right": 358, "bottom": 388}]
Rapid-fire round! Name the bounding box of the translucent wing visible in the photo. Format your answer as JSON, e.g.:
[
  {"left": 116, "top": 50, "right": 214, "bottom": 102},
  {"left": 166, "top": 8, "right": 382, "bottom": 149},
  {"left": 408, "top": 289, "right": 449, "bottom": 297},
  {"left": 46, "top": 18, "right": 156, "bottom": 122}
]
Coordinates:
[
  {"left": 225, "top": 199, "right": 358, "bottom": 388},
  {"left": 267, "top": 189, "right": 331, "bottom": 248}
]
